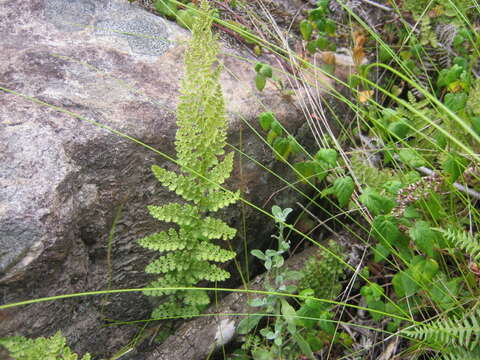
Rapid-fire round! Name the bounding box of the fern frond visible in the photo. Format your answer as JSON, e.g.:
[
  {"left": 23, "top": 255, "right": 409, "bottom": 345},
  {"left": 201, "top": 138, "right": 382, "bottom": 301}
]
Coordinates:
[
  {"left": 199, "top": 217, "right": 237, "bottom": 240},
  {"left": 0, "top": 332, "right": 91, "bottom": 360},
  {"left": 147, "top": 203, "right": 199, "bottom": 226},
  {"left": 183, "top": 289, "right": 210, "bottom": 306},
  {"left": 195, "top": 262, "right": 231, "bottom": 282},
  {"left": 139, "top": 0, "right": 237, "bottom": 319},
  {"left": 440, "top": 228, "right": 480, "bottom": 262},
  {"left": 402, "top": 309, "right": 480, "bottom": 351},
  {"left": 145, "top": 252, "right": 191, "bottom": 274},
  {"left": 137, "top": 228, "right": 191, "bottom": 252},
  {"left": 152, "top": 165, "right": 202, "bottom": 202},
  {"left": 204, "top": 152, "right": 235, "bottom": 187},
  {"left": 442, "top": 345, "right": 480, "bottom": 360},
  {"left": 151, "top": 299, "right": 200, "bottom": 319},
  {"left": 204, "top": 189, "right": 240, "bottom": 211},
  {"left": 195, "top": 242, "right": 236, "bottom": 262}
]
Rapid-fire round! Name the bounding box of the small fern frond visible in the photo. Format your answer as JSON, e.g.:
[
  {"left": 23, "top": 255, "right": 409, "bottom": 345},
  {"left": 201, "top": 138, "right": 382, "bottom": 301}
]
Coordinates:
[
  {"left": 199, "top": 217, "right": 237, "bottom": 240},
  {"left": 195, "top": 263, "right": 231, "bottom": 282},
  {"left": 137, "top": 228, "right": 190, "bottom": 252},
  {"left": 183, "top": 290, "right": 210, "bottom": 306},
  {"left": 195, "top": 242, "right": 236, "bottom": 262},
  {"left": 151, "top": 299, "right": 200, "bottom": 319},
  {"left": 440, "top": 228, "right": 480, "bottom": 262},
  {"left": 147, "top": 203, "right": 199, "bottom": 226},
  {"left": 402, "top": 309, "right": 480, "bottom": 351},
  {"left": 443, "top": 345, "right": 480, "bottom": 360},
  {"left": 204, "top": 189, "right": 240, "bottom": 212},
  {"left": 204, "top": 152, "right": 235, "bottom": 187},
  {"left": 145, "top": 252, "right": 191, "bottom": 274},
  {"left": 0, "top": 332, "right": 91, "bottom": 360}
]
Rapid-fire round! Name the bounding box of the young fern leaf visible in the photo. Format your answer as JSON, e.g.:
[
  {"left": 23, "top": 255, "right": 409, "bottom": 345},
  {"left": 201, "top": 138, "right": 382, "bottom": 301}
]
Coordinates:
[
  {"left": 402, "top": 309, "right": 480, "bottom": 352},
  {"left": 440, "top": 228, "right": 480, "bottom": 262},
  {"left": 442, "top": 345, "right": 480, "bottom": 360},
  {"left": 137, "top": 0, "right": 238, "bottom": 318}
]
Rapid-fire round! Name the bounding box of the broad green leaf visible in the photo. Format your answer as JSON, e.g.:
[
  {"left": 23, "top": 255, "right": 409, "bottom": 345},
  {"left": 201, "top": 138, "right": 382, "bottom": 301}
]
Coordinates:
[
  {"left": 382, "top": 180, "right": 402, "bottom": 195},
  {"left": 281, "top": 299, "right": 296, "bottom": 326},
  {"left": 270, "top": 120, "right": 283, "bottom": 135},
  {"left": 309, "top": 8, "right": 326, "bottom": 21},
  {"left": 332, "top": 176, "right": 354, "bottom": 207},
  {"left": 258, "top": 112, "right": 275, "bottom": 131},
  {"left": 237, "top": 314, "right": 263, "bottom": 334},
  {"left": 372, "top": 215, "right": 400, "bottom": 246},
  {"left": 317, "top": 310, "right": 335, "bottom": 335},
  {"left": 359, "top": 188, "right": 396, "bottom": 216},
  {"left": 392, "top": 270, "right": 418, "bottom": 298},
  {"left": 428, "top": 275, "right": 461, "bottom": 310},
  {"left": 315, "top": 148, "right": 337, "bottom": 167},
  {"left": 266, "top": 129, "right": 278, "bottom": 145},
  {"left": 255, "top": 74, "right": 266, "bottom": 91},
  {"left": 306, "top": 40, "right": 317, "bottom": 54},
  {"left": 366, "top": 299, "right": 385, "bottom": 321},
  {"left": 315, "top": 18, "right": 326, "bottom": 32},
  {"left": 409, "top": 221, "right": 437, "bottom": 258},
  {"left": 299, "top": 19, "right": 313, "bottom": 40},
  {"left": 388, "top": 120, "right": 410, "bottom": 139},
  {"left": 294, "top": 161, "right": 319, "bottom": 183},
  {"left": 444, "top": 92, "right": 468, "bottom": 113},
  {"left": 288, "top": 135, "right": 302, "bottom": 154},
  {"left": 324, "top": 19, "right": 336, "bottom": 35},
  {"left": 306, "top": 334, "right": 323, "bottom": 351},
  {"left": 272, "top": 137, "right": 291, "bottom": 161},
  {"left": 258, "top": 64, "right": 273, "bottom": 78},
  {"left": 442, "top": 152, "right": 467, "bottom": 183},
  {"left": 360, "top": 283, "right": 384, "bottom": 301},
  {"left": 437, "top": 64, "right": 463, "bottom": 88},
  {"left": 291, "top": 333, "right": 315, "bottom": 360},
  {"left": 252, "top": 348, "right": 273, "bottom": 360},
  {"left": 316, "top": 36, "right": 329, "bottom": 50},
  {"left": 471, "top": 116, "right": 480, "bottom": 135},
  {"left": 296, "top": 295, "right": 324, "bottom": 329},
  {"left": 398, "top": 148, "right": 426, "bottom": 167},
  {"left": 154, "top": 0, "right": 177, "bottom": 17},
  {"left": 373, "top": 243, "right": 391, "bottom": 262},
  {"left": 411, "top": 257, "right": 439, "bottom": 284},
  {"left": 251, "top": 249, "right": 265, "bottom": 260}
]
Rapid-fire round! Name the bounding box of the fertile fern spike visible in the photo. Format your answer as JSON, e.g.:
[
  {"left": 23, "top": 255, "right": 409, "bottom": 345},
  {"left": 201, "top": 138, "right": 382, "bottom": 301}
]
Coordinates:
[
  {"left": 137, "top": 0, "right": 239, "bottom": 318},
  {"left": 440, "top": 228, "right": 480, "bottom": 262},
  {"left": 401, "top": 308, "right": 480, "bottom": 352}
]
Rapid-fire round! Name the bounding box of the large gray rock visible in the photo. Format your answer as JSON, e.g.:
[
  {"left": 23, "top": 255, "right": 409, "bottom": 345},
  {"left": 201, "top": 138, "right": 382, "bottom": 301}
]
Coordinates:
[{"left": 0, "top": 0, "right": 326, "bottom": 357}]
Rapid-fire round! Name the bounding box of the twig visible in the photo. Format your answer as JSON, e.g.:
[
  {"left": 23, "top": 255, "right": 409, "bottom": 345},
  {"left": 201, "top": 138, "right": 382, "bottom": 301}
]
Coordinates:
[
  {"left": 416, "top": 166, "right": 480, "bottom": 201},
  {"left": 360, "top": 0, "right": 392, "bottom": 12}
]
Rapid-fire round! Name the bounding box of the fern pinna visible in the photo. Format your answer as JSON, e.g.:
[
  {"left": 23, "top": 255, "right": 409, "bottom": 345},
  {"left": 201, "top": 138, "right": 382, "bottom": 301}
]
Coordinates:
[{"left": 137, "top": 0, "right": 239, "bottom": 318}]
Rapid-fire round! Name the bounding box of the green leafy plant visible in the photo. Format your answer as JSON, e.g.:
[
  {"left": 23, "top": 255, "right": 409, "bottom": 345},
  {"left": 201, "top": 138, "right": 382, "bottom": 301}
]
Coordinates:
[
  {"left": 236, "top": 206, "right": 317, "bottom": 360},
  {"left": 299, "top": 0, "right": 336, "bottom": 54},
  {"left": 137, "top": 0, "right": 239, "bottom": 318},
  {"left": 299, "top": 239, "right": 345, "bottom": 300},
  {"left": 0, "top": 332, "right": 90, "bottom": 360},
  {"left": 402, "top": 308, "right": 480, "bottom": 358}
]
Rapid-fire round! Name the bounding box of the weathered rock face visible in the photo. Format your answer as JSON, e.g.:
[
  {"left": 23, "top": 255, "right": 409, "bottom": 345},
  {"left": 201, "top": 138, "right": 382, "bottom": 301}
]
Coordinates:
[{"left": 0, "top": 0, "right": 320, "bottom": 357}]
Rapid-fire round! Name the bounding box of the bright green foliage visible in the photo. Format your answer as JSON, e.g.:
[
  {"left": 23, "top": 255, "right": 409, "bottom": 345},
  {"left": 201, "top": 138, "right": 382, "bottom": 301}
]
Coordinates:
[
  {"left": 299, "top": 240, "right": 345, "bottom": 300},
  {"left": 402, "top": 309, "right": 480, "bottom": 356},
  {"left": 331, "top": 176, "right": 354, "bottom": 207},
  {"left": 349, "top": 153, "right": 398, "bottom": 190},
  {"left": 137, "top": 0, "right": 239, "bottom": 318},
  {"left": 440, "top": 228, "right": 480, "bottom": 262},
  {"left": 0, "top": 332, "right": 90, "bottom": 360}
]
